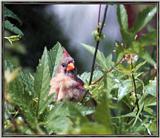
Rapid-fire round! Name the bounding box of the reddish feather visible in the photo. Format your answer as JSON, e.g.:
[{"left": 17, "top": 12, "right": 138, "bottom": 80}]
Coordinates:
[{"left": 49, "top": 48, "right": 85, "bottom": 101}]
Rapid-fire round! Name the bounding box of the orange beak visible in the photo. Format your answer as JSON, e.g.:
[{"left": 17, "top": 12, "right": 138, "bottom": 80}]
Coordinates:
[{"left": 66, "top": 62, "right": 75, "bottom": 71}]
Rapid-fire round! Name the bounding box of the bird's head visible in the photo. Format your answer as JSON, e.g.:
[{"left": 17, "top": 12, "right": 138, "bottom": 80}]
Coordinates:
[{"left": 59, "top": 49, "right": 77, "bottom": 76}]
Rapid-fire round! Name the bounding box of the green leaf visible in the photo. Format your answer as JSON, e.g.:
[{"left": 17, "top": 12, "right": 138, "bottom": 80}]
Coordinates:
[
  {"left": 113, "top": 112, "right": 136, "bottom": 118},
  {"left": 144, "top": 107, "right": 154, "bottom": 115},
  {"left": 48, "top": 42, "right": 63, "bottom": 77},
  {"left": 117, "top": 4, "right": 128, "bottom": 31},
  {"left": 79, "top": 70, "right": 103, "bottom": 84},
  {"left": 149, "top": 119, "right": 157, "bottom": 134},
  {"left": 116, "top": 64, "right": 131, "bottom": 75},
  {"left": 138, "top": 31, "right": 156, "bottom": 47},
  {"left": 8, "top": 70, "right": 36, "bottom": 128},
  {"left": 145, "top": 78, "right": 156, "bottom": 97},
  {"left": 4, "top": 20, "right": 24, "bottom": 36},
  {"left": 68, "top": 122, "right": 111, "bottom": 134},
  {"left": 130, "top": 41, "right": 156, "bottom": 67},
  {"left": 140, "top": 50, "right": 156, "bottom": 68},
  {"left": 74, "top": 103, "right": 95, "bottom": 116},
  {"left": 131, "top": 6, "right": 157, "bottom": 34},
  {"left": 45, "top": 101, "right": 87, "bottom": 134},
  {"left": 4, "top": 59, "right": 15, "bottom": 71},
  {"left": 117, "top": 4, "right": 135, "bottom": 45},
  {"left": 117, "top": 79, "right": 132, "bottom": 101},
  {"left": 47, "top": 116, "right": 73, "bottom": 134},
  {"left": 34, "top": 47, "right": 50, "bottom": 116},
  {"left": 95, "top": 92, "right": 112, "bottom": 133},
  {"left": 82, "top": 43, "right": 113, "bottom": 70},
  {"left": 132, "top": 101, "right": 144, "bottom": 127},
  {"left": 4, "top": 7, "right": 22, "bottom": 24},
  {"left": 133, "top": 61, "right": 147, "bottom": 72},
  {"left": 105, "top": 54, "right": 114, "bottom": 70}
]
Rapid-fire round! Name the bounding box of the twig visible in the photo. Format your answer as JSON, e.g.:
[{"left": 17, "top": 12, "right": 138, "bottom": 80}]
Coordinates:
[
  {"left": 80, "top": 5, "right": 108, "bottom": 103},
  {"left": 131, "top": 61, "right": 139, "bottom": 113},
  {"left": 97, "top": 4, "right": 101, "bottom": 28},
  {"left": 89, "top": 5, "right": 108, "bottom": 85}
]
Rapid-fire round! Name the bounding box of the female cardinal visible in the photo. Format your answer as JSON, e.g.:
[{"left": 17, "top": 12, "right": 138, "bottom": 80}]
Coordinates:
[{"left": 49, "top": 48, "right": 88, "bottom": 102}]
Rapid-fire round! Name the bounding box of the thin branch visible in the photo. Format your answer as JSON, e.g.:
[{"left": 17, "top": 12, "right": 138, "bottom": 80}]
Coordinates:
[
  {"left": 80, "top": 5, "right": 108, "bottom": 103},
  {"left": 89, "top": 5, "right": 108, "bottom": 85},
  {"left": 97, "top": 4, "right": 101, "bottom": 27},
  {"left": 131, "top": 61, "right": 139, "bottom": 113}
]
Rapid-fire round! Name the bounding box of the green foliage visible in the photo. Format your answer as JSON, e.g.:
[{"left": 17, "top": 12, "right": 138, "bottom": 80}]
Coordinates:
[
  {"left": 130, "top": 6, "right": 157, "bottom": 34},
  {"left": 116, "top": 5, "right": 157, "bottom": 68},
  {"left": 4, "top": 20, "right": 24, "bottom": 36},
  {"left": 4, "top": 6, "right": 24, "bottom": 42},
  {"left": 4, "top": 4, "right": 157, "bottom": 136},
  {"left": 138, "top": 31, "right": 156, "bottom": 47},
  {"left": 117, "top": 5, "right": 128, "bottom": 31},
  {"left": 4, "top": 35, "right": 22, "bottom": 45},
  {"left": 34, "top": 48, "right": 51, "bottom": 116},
  {"left": 4, "top": 7, "right": 22, "bottom": 24},
  {"left": 82, "top": 43, "right": 114, "bottom": 70},
  {"left": 48, "top": 42, "right": 63, "bottom": 77}
]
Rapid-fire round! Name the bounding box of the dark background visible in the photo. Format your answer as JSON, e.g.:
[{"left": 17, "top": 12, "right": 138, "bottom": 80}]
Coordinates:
[{"left": 4, "top": 3, "right": 157, "bottom": 74}]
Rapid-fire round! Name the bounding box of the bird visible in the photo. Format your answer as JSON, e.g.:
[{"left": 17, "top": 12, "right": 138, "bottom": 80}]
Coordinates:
[{"left": 49, "top": 48, "right": 91, "bottom": 102}]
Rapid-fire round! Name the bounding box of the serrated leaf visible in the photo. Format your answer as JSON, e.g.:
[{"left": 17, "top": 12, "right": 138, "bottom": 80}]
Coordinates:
[
  {"left": 48, "top": 42, "right": 63, "bottom": 77},
  {"left": 4, "top": 20, "right": 24, "bottom": 36},
  {"left": 8, "top": 70, "right": 36, "bottom": 128},
  {"left": 4, "top": 7, "right": 22, "bottom": 23},
  {"left": 131, "top": 6, "right": 157, "bottom": 34},
  {"left": 34, "top": 47, "right": 50, "bottom": 116}
]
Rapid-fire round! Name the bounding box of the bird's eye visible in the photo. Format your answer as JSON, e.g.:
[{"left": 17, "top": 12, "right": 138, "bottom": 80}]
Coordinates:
[{"left": 61, "top": 63, "right": 66, "bottom": 67}]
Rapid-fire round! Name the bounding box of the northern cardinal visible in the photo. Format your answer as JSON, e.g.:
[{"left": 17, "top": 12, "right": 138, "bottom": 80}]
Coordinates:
[{"left": 49, "top": 48, "right": 90, "bottom": 102}]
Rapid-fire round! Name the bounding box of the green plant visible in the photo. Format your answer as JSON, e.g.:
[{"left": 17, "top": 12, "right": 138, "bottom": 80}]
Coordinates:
[{"left": 4, "top": 4, "right": 157, "bottom": 136}]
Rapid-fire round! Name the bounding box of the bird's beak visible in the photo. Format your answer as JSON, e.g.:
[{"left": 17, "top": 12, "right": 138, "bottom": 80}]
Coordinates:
[{"left": 66, "top": 62, "right": 75, "bottom": 71}]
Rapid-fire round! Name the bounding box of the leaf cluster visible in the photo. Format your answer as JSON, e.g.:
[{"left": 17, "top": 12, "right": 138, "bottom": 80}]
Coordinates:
[{"left": 4, "top": 4, "right": 157, "bottom": 136}]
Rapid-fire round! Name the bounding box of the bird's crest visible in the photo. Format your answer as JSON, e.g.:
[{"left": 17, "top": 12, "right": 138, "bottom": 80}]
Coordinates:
[{"left": 63, "top": 48, "right": 70, "bottom": 58}]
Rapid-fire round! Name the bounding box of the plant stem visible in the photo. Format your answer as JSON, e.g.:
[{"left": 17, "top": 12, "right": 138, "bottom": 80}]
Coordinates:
[
  {"left": 97, "top": 4, "right": 101, "bottom": 27},
  {"left": 131, "top": 61, "right": 139, "bottom": 113},
  {"left": 80, "top": 5, "right": 108, "bottom": 103},
  {"left": 89, "top": 4, "right": 108, "bottom": 85}
]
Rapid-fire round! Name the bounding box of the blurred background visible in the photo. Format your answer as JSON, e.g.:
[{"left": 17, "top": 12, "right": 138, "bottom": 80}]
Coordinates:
[{"left": 4, "top": 3, "right": 157, "bottom": 74}]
